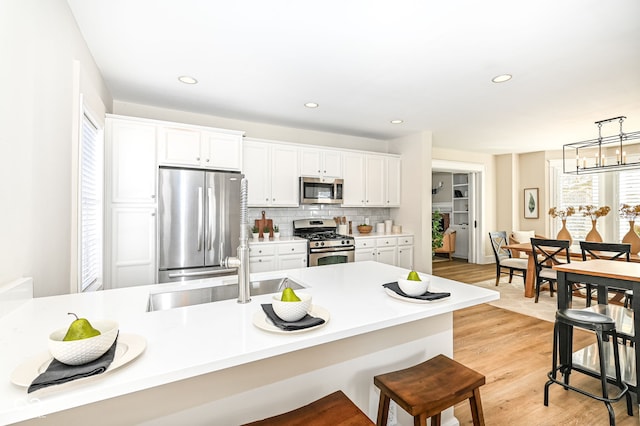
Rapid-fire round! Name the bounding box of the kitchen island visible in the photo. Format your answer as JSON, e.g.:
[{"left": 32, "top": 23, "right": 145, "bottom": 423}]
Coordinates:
[{"left": 0, "top": 261, "right": 498, "bottom": 425}]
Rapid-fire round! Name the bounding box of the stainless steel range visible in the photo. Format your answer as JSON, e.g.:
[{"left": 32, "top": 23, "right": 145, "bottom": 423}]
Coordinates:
[{"left": 293, "top": 218, "right": 355, "bottom": 267}]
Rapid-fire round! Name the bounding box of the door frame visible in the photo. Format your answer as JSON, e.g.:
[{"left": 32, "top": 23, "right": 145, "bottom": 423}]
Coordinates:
[{"left": 432, "top": 160, "right": 485, "bottom": 264}]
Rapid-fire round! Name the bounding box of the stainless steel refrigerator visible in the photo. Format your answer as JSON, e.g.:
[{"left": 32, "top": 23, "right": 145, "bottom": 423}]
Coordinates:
[{"left": 158, "top": 167, "right": 241, "bottom": 283}]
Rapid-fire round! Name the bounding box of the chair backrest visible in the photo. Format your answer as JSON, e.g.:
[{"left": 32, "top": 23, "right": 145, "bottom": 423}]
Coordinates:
[
  {"left": 579, "top": 241, "right": 631, "bottom": 262},
  {"left": 530, "top": 238, "right": 571, "bottom": 272},
  {"left": 489, "top": 231, "right": 512, "bottom": 262}
]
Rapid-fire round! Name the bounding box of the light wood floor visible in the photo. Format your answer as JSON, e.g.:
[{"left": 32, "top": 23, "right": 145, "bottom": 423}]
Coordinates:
[{"left": 432, "top": 259, "right": 639, "bottom": 425}]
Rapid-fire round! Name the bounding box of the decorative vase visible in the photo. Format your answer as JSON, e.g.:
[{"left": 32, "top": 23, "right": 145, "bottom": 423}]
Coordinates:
[
  {"left": 585, "top": 220, "right": 603, "bottom": 242},
  {"left": 622, "top": 220, "right": 640, "bottom": 254},
  {"left": 556, "top": 219, "right": 573, "bottom": 245}
]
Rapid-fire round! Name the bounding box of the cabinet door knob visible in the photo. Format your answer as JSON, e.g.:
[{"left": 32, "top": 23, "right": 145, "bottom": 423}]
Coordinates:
[
  {"left": 265, "top": 198, "right": 269, "bottom": 201},
  {"left": 291, "top": 248, "right": 294, "bottom": 251},
  {"left": 205, "top": 158, "right": 210, "bottom": 162},
  {"left": 151, "top": 212, "right": 156, "bottom": 216},
  {"left": 196, "top": 157, "right": 200, "bottom": 161},
  {"left": 151, "top": 194, "right": 156, "bottom": 199}
]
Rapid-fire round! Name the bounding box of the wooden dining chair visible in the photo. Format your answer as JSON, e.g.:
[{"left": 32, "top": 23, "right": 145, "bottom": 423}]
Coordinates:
[
  {"left": 489, "top": 231, "right": 527, "bottom": 286},
  {"left": 530, "top": 238, "right": 571, "bottom": 303},
  {"left": 579, "top": 241, "right": 632, "bottom": 307}
]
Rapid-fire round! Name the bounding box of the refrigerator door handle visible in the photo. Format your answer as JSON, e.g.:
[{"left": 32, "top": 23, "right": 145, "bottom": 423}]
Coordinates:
[
  {"left": 197, "top": 187, "right": 203, "bottom": 251},
  {"left": 207, "top": 187, "right": 213, "bottom": 251},
  {"left": 168, "top": 269, "right": 236, "bottom": 279}
]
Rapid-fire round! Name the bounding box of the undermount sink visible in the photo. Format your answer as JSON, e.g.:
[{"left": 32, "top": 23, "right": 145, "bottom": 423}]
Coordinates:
[{"left": 147, "top": 277, "right": 305, "bottom": 312}]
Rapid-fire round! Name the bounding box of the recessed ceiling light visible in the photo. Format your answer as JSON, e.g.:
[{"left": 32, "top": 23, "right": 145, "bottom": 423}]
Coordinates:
[
  {"left": 178, "top": 75, "right": 198, "bottom": 84},
  {"left": 304, "top": 102, "right": 319, "bottom": 108},
  {"left": 390, "top": 119, "right": 404, "bottom": 124},
  {"left": 492, "top": 74, "right": 512, "bottom": 83}
]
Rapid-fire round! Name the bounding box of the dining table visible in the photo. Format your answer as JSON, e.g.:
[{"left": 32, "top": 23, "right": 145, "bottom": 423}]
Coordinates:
[
  {"left": 504, "top": 242, "right": 640, "bottom": 298},
  {"left": 553, "top": 259, "right": 640, "bottom": 406}
]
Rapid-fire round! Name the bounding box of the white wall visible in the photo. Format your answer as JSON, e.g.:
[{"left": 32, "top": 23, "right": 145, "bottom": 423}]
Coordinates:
[
  {"left": 389, "top": 132, "right": 433, "bottom": 273},
  {"left": 0, "top": 0, "right": 112, "bottom": 297}
]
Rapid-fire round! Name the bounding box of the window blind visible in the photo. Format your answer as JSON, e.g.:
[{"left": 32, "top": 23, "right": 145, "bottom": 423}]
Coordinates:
[
  {"left": 80, "top": 112, "right": 102, "bottom": 291},
  {"left": 555, "top": 173, "right": 599, "bottom": 240}
]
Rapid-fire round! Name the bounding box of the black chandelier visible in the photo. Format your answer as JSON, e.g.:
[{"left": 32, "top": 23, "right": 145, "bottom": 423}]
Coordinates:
[{"left": 563, "top": 116, "right": 640, "bottom": 174}]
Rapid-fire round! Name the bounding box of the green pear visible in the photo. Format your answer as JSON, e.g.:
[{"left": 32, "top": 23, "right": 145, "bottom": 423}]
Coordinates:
[
  {"left": 62, "top": 313, "right": 101, "bottom": 341},
  {"left": 407, "top": 271, "right": 421, "bottom": 281},
  {"left": 281, "top": 287, "right": 301, "bottom": 302}
]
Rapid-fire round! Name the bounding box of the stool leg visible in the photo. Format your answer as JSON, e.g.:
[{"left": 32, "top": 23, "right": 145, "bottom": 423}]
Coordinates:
[
  {"left": 611, "top": 331, "right": 634, "bottom": 417},
  {"left": 469, "top": 387, "right": 486, "bottom": 426},
  {"left": 595, "top": 331, "right": 615, "bottom": 426},
  {"left": 428, "top": 413, "right": 440, "bottom": 426},
  {"left": 376, "top": 393, "right": 390, "bottom": 426}
]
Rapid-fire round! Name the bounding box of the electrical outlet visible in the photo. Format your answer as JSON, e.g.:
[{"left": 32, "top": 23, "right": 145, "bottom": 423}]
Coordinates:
[{"left": 387, "top": 401, "right": 398, "bottom": 426}]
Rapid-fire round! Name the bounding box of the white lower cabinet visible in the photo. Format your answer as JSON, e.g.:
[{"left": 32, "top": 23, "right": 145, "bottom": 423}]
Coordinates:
[
  {"left": 249, "top": 240, "right": 307, "bottom": 273},
  {"left": 354, "top": 235, "right": 414, "bottom": 268},
  {"left": 397, "top": 236, "right": 415, "bottom": 269},
  {"left": 111, "top": 207, "right": 156, "bottom": 288}
]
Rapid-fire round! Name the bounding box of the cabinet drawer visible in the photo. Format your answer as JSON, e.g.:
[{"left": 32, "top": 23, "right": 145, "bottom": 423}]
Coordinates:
[
  {"left": 355, "top": 238, "right": 375, "bottom": 249},
  {"left": 397, "top": 236, "right": 414, "bottom": 246},
  {"left": 376, "top": 237, "right": 397, "bottom": 247},
  {"left": 249, "top": 244, "right": 276, "bottom": 256},
  {"left": 277, "top": 243, "right": 307, "bottom": 255}
]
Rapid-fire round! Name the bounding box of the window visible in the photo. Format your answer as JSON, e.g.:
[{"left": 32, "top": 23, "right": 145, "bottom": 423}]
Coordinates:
[
  {"left": 551, "top": 160, "right": 640, "bottom": 243},
  {"left": 79, "top": 111, "right": 103, "bottom": 291}
]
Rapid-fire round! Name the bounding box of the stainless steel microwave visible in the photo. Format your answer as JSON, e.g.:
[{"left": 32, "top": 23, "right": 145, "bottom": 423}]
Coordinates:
[{"left": 300, "top": 177, "right": 344, "bottom": 204}]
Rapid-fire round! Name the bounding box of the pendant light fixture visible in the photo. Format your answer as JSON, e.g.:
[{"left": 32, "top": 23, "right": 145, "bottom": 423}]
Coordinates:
[{"left": 563, "top": 116, "right": 640, "bottom": 174}]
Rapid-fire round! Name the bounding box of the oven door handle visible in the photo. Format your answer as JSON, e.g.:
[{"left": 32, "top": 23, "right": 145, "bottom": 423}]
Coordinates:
[{"left": 309, "top": 247, "right": 355, "bottom": 254}]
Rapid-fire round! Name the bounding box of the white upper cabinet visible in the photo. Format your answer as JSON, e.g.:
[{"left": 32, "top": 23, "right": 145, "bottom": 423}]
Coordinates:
[
  {"left": 342, "top": 152, "right": 400, "bottom": 207},
  {"left": 385, "top": 156, "right": 401, "bottom": 207},
  {"left": 300, "top": 148, "right": 342, "bottom": 179},
  {"left": 243, "top": 139, "right": 299, "bottom": 207},
  {"left": 342, "top": 152, "right": 366, "bottom": 206},
  {"left": 107, "top": 118, "right": 157, "bottom": 204},
  {"left": 365, "top": 155, "right": 385, "bottom": 207},
  {"left": 158, "top": 126, "right": 243, "bottom": 171}
]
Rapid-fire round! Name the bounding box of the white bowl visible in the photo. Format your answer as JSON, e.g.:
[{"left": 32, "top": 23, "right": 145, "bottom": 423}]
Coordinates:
[
  {"left": 48, "top": 320, "right": 119, "bottom": 365},
  {"left": 272, "top": 292, "right": 312, "bottom": 322},
  {"left": 397, "top": 276, "right": 430, "bottom": 296}
]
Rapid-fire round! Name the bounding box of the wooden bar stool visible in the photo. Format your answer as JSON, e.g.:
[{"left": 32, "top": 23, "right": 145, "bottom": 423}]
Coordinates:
[
  {"left": 242, "top": 390, "right": 374, "bottom": 425},
  {"left": 374, "top": 354, "right": 486, "bottom": 426}
]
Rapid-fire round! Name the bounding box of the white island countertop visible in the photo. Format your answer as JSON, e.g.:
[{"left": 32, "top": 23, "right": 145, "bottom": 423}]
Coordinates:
[{"left": 0, "top": 261, "right": 498, "bottom": 425}]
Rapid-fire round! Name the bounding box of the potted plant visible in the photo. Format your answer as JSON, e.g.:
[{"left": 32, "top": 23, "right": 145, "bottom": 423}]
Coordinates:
[
  {"left": 273, "top": 225, "right": 280, "bottom": 240},
  {"left": 263, "top": 226, "right": 271, "bottom": 239},
  {"left": 432, "top": 211, "right": 444, "bottom": 255},
  {"left": 251, "top": 225, "right": 260, "bottom": 240}
]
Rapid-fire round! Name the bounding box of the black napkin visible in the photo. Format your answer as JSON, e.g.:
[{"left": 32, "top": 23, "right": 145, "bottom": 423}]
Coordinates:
[
  {"left": 261, "top": 304, "right": 325, "bottom": 331},
  {"left": 28, "top": 332, "right": 119, "bottom": 393},
  {"left": 383, "top": 282, "right": 451, "bottom": 301}
]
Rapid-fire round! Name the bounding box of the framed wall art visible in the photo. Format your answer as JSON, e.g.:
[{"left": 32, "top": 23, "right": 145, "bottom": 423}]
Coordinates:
[{"left": 524, "top": 188, "right": 539, "bottom": 219}]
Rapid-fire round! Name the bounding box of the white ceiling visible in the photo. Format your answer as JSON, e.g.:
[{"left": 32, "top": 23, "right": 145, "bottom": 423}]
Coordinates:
[{"left": 67, "top": 0, "right": 640, "bottom": 154}]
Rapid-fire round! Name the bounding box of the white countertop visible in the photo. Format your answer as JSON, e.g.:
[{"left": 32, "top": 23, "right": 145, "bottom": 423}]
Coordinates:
[
  {"left": 0, "top": 262, "right": 497, "bottom": 424},
  {"left": 351, "top": 231, "right": 413, "bottom": 239}
]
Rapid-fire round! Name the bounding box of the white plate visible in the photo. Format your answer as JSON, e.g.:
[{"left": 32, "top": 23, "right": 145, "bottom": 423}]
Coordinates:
[
  {"left": 10, "top": 333, "right": 147, "bottom": 387},
  {"left": 384, "top": 287, "right": 450, "bottom": 304},
  {"left": 253, "top": 305, "right": 330, "bottom": 334}
]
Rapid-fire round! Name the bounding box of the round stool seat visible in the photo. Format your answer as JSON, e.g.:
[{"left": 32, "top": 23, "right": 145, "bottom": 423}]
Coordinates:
[{"left": 556, "top": 309, "right": 615, "bottom": 332}]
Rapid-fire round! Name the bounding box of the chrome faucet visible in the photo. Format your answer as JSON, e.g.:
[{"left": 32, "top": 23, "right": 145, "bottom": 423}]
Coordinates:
[{"left": 223, "top": 177, "right": 251, "bottom": 303}]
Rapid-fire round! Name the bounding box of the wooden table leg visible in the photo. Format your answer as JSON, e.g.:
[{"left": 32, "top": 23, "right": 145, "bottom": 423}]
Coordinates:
[{"left": 524, "top": 253, "right": 535, "bottom": 298}]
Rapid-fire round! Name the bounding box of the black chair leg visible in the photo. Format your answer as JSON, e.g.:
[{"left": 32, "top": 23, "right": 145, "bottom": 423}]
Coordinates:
[{"left": 509, "top": 269, "right": 514, "bottom": 283}]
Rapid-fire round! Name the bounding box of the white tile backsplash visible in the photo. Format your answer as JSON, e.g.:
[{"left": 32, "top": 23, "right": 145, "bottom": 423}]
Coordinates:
[{"left": 248, "top": 206, "right": 391, "bottom": 237}]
